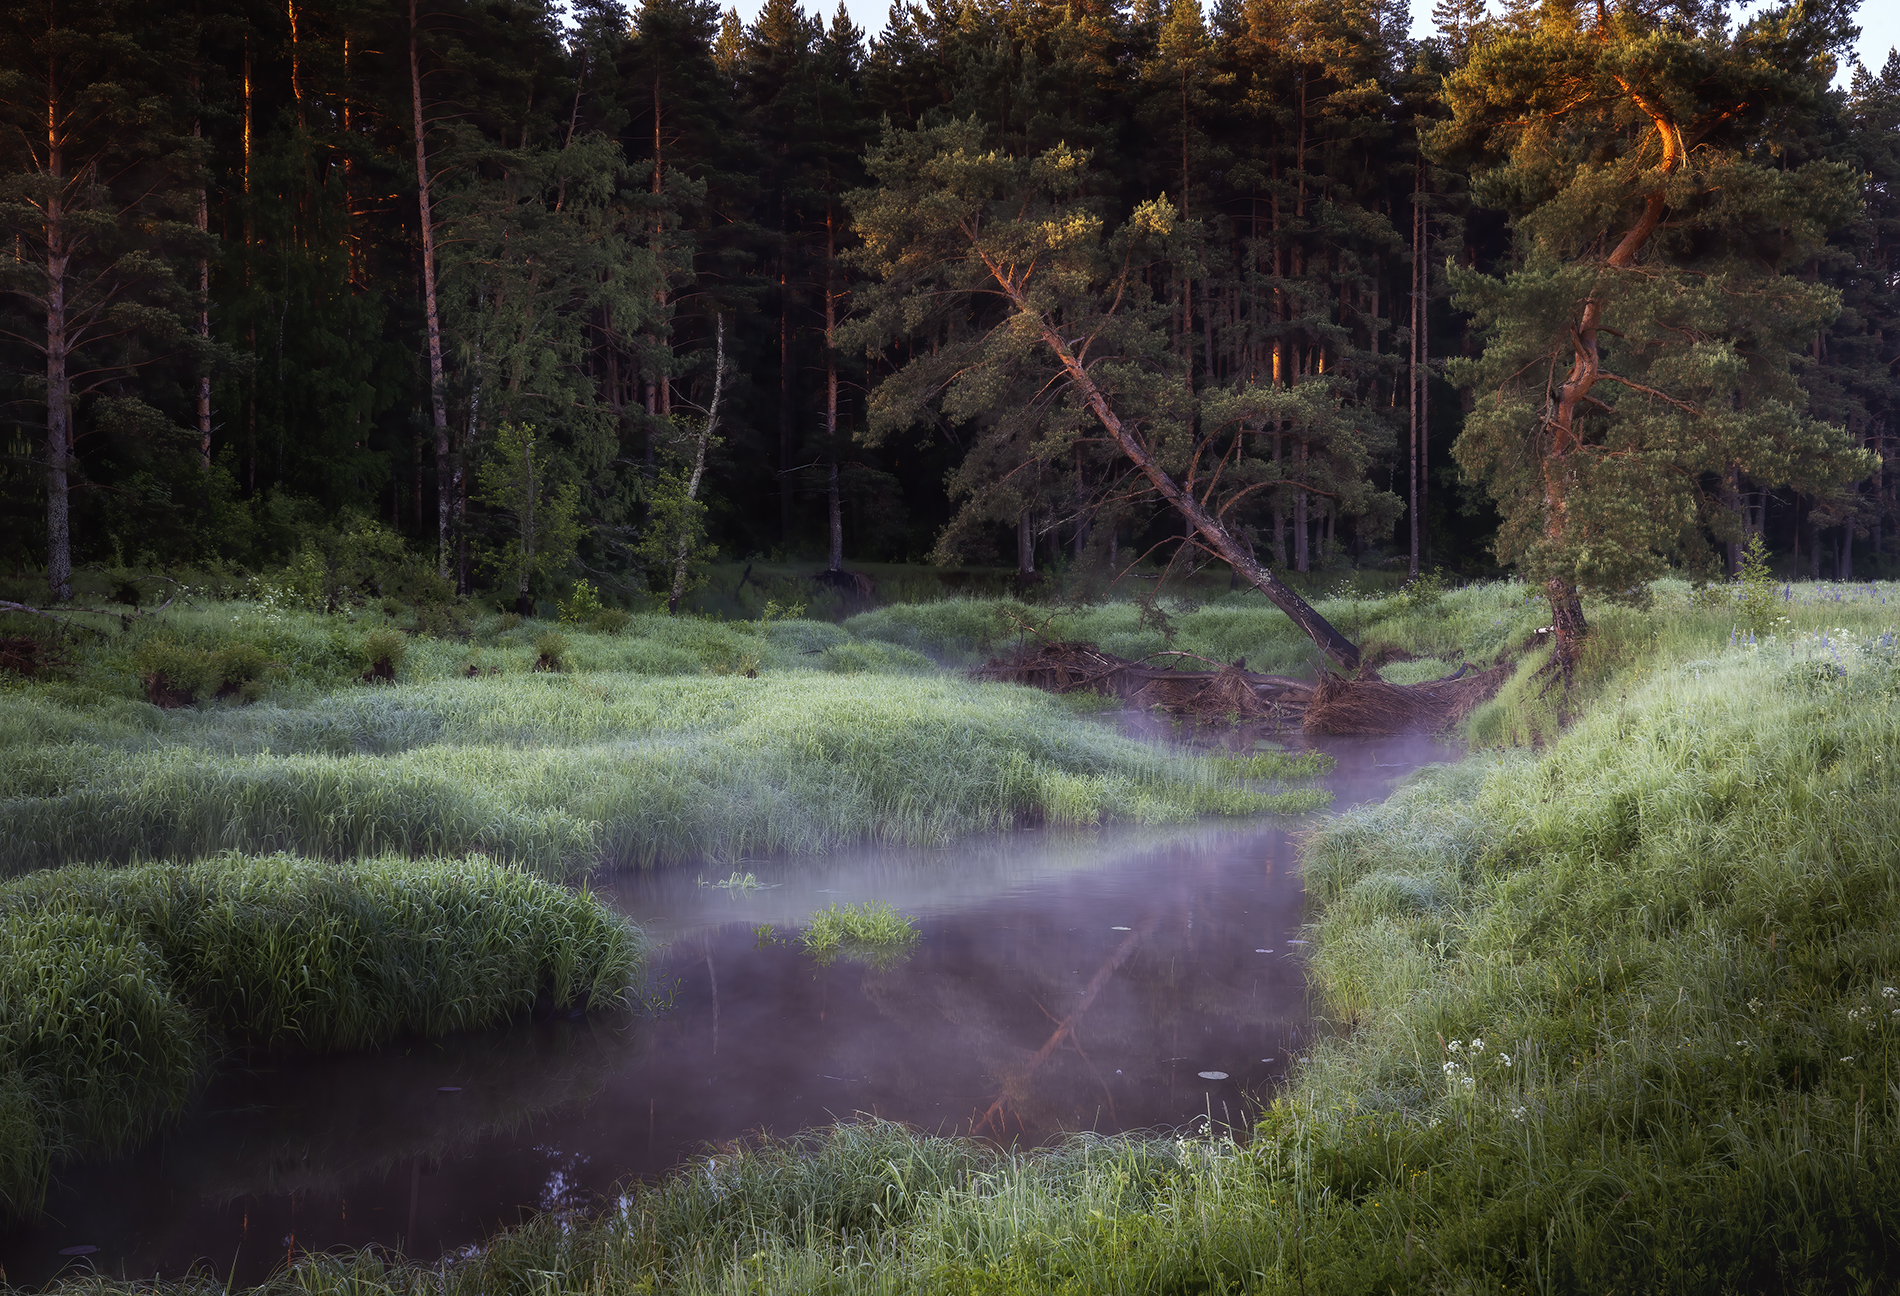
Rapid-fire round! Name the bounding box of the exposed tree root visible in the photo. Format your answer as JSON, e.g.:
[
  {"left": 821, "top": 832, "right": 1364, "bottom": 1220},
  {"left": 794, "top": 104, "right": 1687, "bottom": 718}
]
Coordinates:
[{"left": 974, "top": 638, "right": 1511, "bottom": 734}]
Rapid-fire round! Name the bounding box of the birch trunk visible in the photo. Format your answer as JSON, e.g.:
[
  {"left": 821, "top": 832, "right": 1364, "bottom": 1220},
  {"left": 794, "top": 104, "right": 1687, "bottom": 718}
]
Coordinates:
[{"left": 670, "top": 315, "right": 725, "bottom": 613}]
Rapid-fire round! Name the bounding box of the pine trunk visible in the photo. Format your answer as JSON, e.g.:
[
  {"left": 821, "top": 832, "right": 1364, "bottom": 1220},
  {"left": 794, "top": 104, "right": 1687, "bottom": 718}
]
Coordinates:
[
  {"left": 993, "top": 275, "right": 1359, "bottom": 668},
  {"left": 824, "top": 212, "right": 843, "bottom": 573},
  {"left": 43, "top": 48, "right": 72, "bottom": 603},
  {"left": 410, "top": 0, "right": 451, "bottom": 579}
]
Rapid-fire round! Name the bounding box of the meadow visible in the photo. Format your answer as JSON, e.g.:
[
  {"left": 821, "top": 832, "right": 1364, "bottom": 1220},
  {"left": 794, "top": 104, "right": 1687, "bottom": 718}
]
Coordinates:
[{"left": 7, "top": 574, "right": 1900, "bottom": 1290}]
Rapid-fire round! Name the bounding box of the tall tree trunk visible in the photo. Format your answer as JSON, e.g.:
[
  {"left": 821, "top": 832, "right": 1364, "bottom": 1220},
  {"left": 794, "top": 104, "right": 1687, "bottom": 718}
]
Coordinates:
[
  {"left": 1409, "top": 166, "right": 1422, "bottom": 579},
  {"left": 44, "top": 46, "right": 71, "bottom": 603},
  {"left": 649, "top": 77, "right": 670, "bottom": 429},
  {"left": 1293, "top": 440, "right": 1309, "bottom": 573},
  {"left": 410, "top": 0, "right": 451, "bottom": 578},
  {"left": 193, "top": 74, "right": 211, "bottom": 469},
  {"left": 670, "top": 316, "right": 725, "bottom": 613},
  {"left": 1537, "top": 99, "right": 1691, "bottom": 658},
  {"left": 780, "top": 274, "right": 794, "bottom": 545},
  {"left": 516, "top": 441, "right": 536, "bottom": 613},
  {"left": 1017, "top": 511, "right": 1035, "bottom": 577},
  {"left": 824, "top": 209, "right": 843, "bottom": 573}
]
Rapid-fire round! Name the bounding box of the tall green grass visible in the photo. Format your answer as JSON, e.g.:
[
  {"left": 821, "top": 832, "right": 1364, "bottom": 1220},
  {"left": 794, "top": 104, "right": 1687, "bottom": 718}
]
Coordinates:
[
  {"left": 0, "top": 853, "right": 641, "bottom": 1220},
  {"left": 0, "top": 672, "right": 1318, "bottom": 878},
  {"left": 4, "top": 598, "right": 935, "bottom": 709},
  {"left": 23, "top": 598, "right": 1892, "bottom": 1294}
]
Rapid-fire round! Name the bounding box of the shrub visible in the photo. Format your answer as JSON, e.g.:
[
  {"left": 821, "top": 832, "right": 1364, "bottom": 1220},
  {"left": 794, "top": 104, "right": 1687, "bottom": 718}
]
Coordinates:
[
  {"left": 1735, "top": 533, "right": 1779, "bottom": 637},
  {"left": 558, "top": 580, "right": 605, "bottom": 625}
]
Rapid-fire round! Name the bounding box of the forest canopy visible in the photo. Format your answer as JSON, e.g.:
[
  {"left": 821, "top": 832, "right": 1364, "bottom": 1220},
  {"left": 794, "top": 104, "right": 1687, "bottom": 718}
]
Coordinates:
[{"left": 1, "top": 0, "right": 1894, "bottom": 625}]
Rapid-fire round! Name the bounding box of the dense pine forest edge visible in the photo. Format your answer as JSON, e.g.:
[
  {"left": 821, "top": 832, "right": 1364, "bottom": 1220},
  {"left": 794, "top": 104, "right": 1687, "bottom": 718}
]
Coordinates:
[{"left": 1, "top": 0, "right": 1895, "bottom": 627}]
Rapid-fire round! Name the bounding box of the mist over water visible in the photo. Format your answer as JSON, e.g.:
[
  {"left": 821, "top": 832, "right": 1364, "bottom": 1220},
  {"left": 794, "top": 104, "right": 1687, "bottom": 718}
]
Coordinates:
[{"left": 1, "top": 731, "right": 1455, "bottom": 1288}]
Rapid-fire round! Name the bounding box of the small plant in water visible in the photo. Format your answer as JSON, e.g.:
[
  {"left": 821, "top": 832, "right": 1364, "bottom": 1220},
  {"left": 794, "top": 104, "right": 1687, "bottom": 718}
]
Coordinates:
[
  {"left": 799, "top": 901, "right": 920, "bottom": 968},
  {"left": 702, "top": 871, "right": 770, "bottom": 893}
]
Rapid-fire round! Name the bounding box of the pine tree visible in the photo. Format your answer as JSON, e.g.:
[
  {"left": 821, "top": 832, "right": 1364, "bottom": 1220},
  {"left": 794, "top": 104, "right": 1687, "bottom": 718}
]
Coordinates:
[
  {"left": 1434, "top": 0, "right": 1876, "bottom": 661},
  {"left": 849, "top": 121, "right": 1363, "bottom": 665},
  {"left": 0, "top": 0, "right": 220, "bottom": 599}
]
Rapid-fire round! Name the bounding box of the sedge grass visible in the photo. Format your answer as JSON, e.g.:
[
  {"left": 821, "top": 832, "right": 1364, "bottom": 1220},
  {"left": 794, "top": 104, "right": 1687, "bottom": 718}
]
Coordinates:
[
  {"left": 797, "top": 900, "right": 922, "bottom": 967},
  {"left": 0, "top": 853, "right": 641, "bottom": 1220},
  {"left": 19, "top": 586, "right": 1900, "bottom": 1292},
  {"left": 13, "top": 589, "right": 1893, "bottom": 1294},
  {"left": 0, "top": 672, "right": 1319, "bottom": 878}
]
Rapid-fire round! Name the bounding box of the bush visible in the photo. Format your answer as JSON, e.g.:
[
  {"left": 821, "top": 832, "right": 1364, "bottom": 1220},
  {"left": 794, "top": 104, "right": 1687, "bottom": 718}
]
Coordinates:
[
  {"left": 132, "top": 638, "right": 278, "bottom": 706},
  {"left": 557, "top": 580, "right": 605, "bottom": 625}
]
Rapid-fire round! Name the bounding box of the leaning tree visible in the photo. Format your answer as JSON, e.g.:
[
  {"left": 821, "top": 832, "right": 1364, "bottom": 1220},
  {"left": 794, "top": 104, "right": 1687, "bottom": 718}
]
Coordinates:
[{"left": 847, "top": 122, "right": 1388, "bottom": 670}]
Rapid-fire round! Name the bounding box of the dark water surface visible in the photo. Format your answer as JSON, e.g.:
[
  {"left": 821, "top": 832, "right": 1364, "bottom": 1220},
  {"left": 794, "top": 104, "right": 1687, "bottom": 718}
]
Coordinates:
[{"left": 1, "top": 731, "right": 1455, "bottom": 1287}]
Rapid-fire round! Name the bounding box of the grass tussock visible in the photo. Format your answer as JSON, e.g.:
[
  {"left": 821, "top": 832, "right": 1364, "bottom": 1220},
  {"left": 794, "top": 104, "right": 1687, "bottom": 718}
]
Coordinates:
[
  {"left": 797, "top": 901, "right": 922, "bottom": 967},
  {"left": 0, "top": 853, "right": 640, "bottom": 1220},
  {"left": 0, "top": 672, "right": 1319, "bottom": 878}
]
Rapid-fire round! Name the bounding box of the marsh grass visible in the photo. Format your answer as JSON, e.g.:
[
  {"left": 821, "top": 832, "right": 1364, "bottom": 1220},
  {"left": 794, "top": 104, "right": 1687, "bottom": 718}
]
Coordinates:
[
  {"left": 0, "top": 672, "right": 1307, "bottom": 878},
  {"left": 26, "top": 588, "right": 1897, "bottom": 1294},
  {"left": 21, "top": 583, "right": 1900, "bottom": 1293},
  {"left": 0, "top": 853, "right": 640, "bottom": 1220},
  {"left": 798, "top": 901, "right": 921, "bottom": 967}
]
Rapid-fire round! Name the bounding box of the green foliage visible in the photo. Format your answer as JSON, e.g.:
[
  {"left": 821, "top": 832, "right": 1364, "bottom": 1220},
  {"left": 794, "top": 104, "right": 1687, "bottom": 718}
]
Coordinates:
[
  {"left": 798, "top": 900, "right": 920, "bottom": 967},
  {"left": 557, "top": 580, "right": 605, "bottom": 625},
  {"left": 533, "top": 630, "right": 570, "bottom": 672},
  {"left": 359, "top": 630, "right": 409, "bottom": 678},
  {"left": 1435, "top": 4, "right": 1875, "bottom": 608},
  {"left": 131, "top": 637, "right": 279, "bottom": 705},
  {"left": 0, "top": 852, "right": 641, "bottom": 1219},
  {"left": 474, "top": 423, "right": 585, "bottom": 606},
  {"left": 1736, "top": 533, "right": 1780, "bottom": 637}
]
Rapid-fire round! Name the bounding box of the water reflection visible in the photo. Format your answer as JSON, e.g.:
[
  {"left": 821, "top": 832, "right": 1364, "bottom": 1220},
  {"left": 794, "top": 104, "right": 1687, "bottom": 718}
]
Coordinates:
[{"left": 0, "top": 732, "right": 1454, "bottom": 1287}]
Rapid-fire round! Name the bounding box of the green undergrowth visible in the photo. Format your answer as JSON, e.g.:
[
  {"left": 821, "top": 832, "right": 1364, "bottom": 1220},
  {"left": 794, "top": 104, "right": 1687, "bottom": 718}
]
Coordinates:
[
  {"left": 0, "top": 671, "right": 1322, "bottom": 879},
  {"left": 0, "top": 852, "right": 640, "bottom": 1221},
  {"left": 3, "top": 599, "right": 935, "bottom": 708},
  {"left": 842, "top": 580, "right": 1555, "bottom": 673},
  {"left": 1464, "top": 578, "right": 1900, "bottom": 746}
]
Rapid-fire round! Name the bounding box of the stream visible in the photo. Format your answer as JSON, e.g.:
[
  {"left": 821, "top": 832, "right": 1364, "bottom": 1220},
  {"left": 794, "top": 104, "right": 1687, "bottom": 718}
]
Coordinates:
[{"left": 0, "top": 730, "right": 1456, "bottom": 1287}]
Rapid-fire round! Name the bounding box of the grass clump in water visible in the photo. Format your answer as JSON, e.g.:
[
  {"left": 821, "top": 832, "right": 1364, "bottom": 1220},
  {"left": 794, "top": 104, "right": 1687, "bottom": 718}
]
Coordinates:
[
  {"left": 798, "top": 901, "right": 921, "bottom": 967},
  {"left": 0, "top": 852, "right": 641, "bottom": 1220}
]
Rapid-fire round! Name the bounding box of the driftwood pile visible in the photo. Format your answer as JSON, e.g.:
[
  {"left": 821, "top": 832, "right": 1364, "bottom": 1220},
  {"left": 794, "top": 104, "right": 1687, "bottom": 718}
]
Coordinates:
[{"left": 972, "top": 640, "right": 1509, "bottom": 735}]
